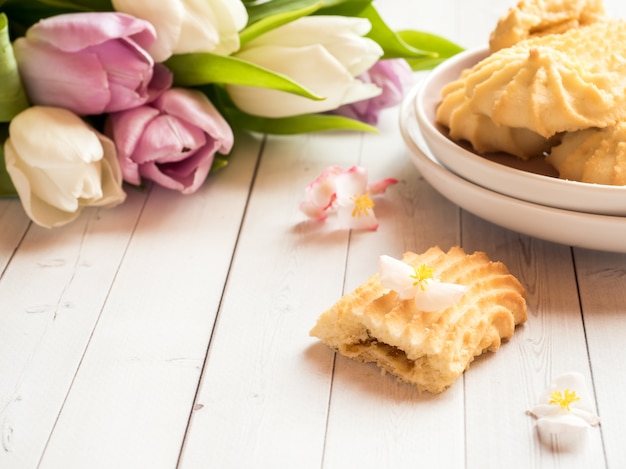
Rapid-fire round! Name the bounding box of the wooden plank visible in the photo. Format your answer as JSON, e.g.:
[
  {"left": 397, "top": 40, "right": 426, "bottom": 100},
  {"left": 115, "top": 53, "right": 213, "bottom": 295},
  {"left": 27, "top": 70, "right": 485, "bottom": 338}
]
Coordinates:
[
  {"left": 574, "top": 248, "right": 626, "bottom": 469},
  {"left": 462, "top": 215, "right": 605, "bottom": 468},
  {"left": 37, "top": 134, "right": 261, "bottom": 469},
  {"left": 0, "top": 189, "right": 147, "bottom": 469},
  {"left": 178, "top": 131, "right": 363, "bottom": 468},
  {"left": 320, "top": 110, "right": 465, "bottom": 468}
]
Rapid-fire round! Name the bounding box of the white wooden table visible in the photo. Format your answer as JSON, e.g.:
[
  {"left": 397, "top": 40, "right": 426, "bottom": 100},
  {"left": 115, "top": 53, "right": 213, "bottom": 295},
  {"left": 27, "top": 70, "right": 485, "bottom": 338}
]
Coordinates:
[{"left": 2, "top": 1, "right": 626, "bottom": 467}]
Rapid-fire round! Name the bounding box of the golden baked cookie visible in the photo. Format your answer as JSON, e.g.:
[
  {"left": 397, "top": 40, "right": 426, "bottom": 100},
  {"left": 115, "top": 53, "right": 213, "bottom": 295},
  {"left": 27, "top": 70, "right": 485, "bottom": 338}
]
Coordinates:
[
  {"left": 489, "top": 0, "right": 606, "bottom": 52},
  {"left": 547, "top": 123, "right": 626, "bottom": 185},
  {"left": 310, "top": 246, "right": 527, "bottom": 394},
  {"left": 436, "top": 72, "right": 556, "bottom": 160},
  {"left": 464, "top": 20, "right": 626, "bottom": 138}
]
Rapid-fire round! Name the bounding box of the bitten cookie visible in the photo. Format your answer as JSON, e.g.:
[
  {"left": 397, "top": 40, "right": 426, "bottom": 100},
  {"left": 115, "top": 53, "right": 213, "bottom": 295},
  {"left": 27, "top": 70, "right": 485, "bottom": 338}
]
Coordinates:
[{"left": 310, "top": 246, "right": 527, "bottom": 394}]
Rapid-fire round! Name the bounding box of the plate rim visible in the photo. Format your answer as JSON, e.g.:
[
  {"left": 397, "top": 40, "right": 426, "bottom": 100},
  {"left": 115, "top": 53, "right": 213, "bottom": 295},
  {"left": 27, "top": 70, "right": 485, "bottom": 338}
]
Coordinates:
[
  {"left": 413, "top": 46, "right": 626, "bottom": 216},
  {"left": 399, "top": 86, "right": 626, "bottom": 253}
]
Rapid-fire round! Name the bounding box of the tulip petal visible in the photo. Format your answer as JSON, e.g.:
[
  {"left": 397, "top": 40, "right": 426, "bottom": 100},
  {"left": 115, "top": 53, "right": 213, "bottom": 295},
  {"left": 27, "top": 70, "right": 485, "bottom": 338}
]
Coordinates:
[
  {"left": 209, "top": 0, "right": 249, "bottom": 54},
  {"left": 153, "top": 88, "right": 233, "bottom": 154},
  {"left": 231, "top": 43, "right": 381, "bottom": 117},
  {"left": 139, "top": 144, "right": 215, "bottom": 194},
  {"left": 245, "top": 16, "right": 372, "bottom": 48},
  {"left": 4, "top": 107, "right": 126, "bottom": 228},
  {"left": 85, "top": 37, "right": 156, "bottom": 112},
  {"left": 8, "top": 106, "right": 103, "bottom": 168},
  {"left": 133, "top": 114, "right": 207, "bottom": 164},
  {"left": 176, "top": 0, "right": 221, "bottom": 52},
  {"left": 323, "top": 35, "right": 383, "bottom": 76},
  {"left": 341, "top": 80, "right": 383, "bottom": 108},
  {"left": 106, "top": 88, "right": 233, "bottom": 194},
  {"left": 26, "top": 12, "right": 157, "bottom": 52},
  {"left": 245, "top": 16, "right": 382, "bottom": 75},
  {"left": 7, "top": 107, "right": 104, "bottom": 211},
  {"left": 4, "top": 143, "right": 82, "bottom": 227},
  {"left": 176, "top": 0, "right": 248, "bottom": 56},
  {"left": 106, "top": 106, "right": 161, "bottom": 185},
  {"left": 112, "top": 0, "right": 184, "bottom": 62},
  {"left": 14, "top": 39, "right": 111, "bottom": 115},
  {"left": 96, "top": 134, "right": 127, "bottom": 207}
]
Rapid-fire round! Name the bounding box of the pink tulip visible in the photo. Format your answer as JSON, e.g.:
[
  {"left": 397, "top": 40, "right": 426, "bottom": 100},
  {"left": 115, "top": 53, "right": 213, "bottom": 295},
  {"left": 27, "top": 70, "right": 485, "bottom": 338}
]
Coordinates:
[
  {"left": 106, "top": 88, "right": 234, "bottom": 194},
  {"left": 333, "top": 59, "right": 414, "bottom": 124},
  {"left": 13, "top": 12, "right": 172, "bottom": 115}
]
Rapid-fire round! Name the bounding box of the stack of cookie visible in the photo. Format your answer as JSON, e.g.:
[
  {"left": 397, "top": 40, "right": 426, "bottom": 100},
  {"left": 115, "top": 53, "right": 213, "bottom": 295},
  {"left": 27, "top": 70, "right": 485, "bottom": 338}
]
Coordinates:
[{"left": 436, "top": 0, "right": 626, "bottom": 185}]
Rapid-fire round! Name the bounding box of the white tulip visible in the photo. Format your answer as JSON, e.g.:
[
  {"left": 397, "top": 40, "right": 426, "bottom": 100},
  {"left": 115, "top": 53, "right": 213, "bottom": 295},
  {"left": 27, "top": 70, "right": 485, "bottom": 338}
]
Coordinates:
[
  {"left": 4, "top": 106, "right": 126, "bottom": 228},
  {"left": 112, "top": 0, "right": 248, "bottom": 62},
  {"left": 227, "top": 16, "right": 384, "bottom": 118}
]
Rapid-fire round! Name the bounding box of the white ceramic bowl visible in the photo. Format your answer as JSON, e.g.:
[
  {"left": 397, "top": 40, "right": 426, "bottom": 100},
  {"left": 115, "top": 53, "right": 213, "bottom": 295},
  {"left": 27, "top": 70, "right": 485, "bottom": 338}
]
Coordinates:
[
  {"left": 400, "top": 87, "right": 626, "bottom": 253},
  {"left": 414, "top": 47, "right": 626, "bottom": 216}
]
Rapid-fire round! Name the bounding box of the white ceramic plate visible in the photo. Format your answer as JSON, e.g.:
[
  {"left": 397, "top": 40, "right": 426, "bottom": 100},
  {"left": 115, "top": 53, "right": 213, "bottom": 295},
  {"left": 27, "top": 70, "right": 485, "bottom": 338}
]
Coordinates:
[
  {"left": 400, "top": 86, "right": 626, "bottom": 253},
  {"left": 414, "top": 47, "right": 626, "bottom": 216}
]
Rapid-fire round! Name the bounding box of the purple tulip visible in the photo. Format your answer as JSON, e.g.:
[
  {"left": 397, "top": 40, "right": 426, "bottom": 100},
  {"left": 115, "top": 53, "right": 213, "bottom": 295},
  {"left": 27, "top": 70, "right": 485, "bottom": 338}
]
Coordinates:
[
  {"left": 13, "top": 12, "right": 172, "bottom": 115},
  {"left": 105, "top": 88, "right": 234, "bottom": 194},
  {"left": 333, "top": 59, "right": 414, "bottom": 124}
]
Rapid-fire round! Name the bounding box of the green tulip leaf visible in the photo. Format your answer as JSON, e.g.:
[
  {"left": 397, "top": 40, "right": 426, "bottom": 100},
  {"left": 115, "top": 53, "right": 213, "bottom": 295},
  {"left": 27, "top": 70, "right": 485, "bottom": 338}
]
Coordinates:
[
  {"left": 318, "top": 2, "right": 460, "bottom": 65},
  {"left": 398, "top": 29, "right": 464, "bottom": 70},
  {"left": 41, "top": 0, "right": 113, "bottom": 9},
  {"left": 210, "top": 155, "right": 230, "bottom": 173},
  {"left": 240, "top": 1, "right": 322, "bottom": 46},
  {"left": 0, "top": 124, "right": 17, "bottom": 197},
  {"left": 228, "top": 110, "right": 378, "bottom": 135},
  {"left": 0, "top": 14, "right": 29, "bottom": 123},
  {"left": 316, "top": 0, "right": 372, "bottom": 17},
  {"left": 204, "top": 83, "right": 376, "bottom": 134},
  {"left": 245, "top": 0, "right": 366, "bottom": 25},
  {"left": 166, "top": 53, "right": 324, "bottom": 101},
  {"left": 360, "top": 5, "right": 435, "bottom": 59},
  {"left": 0, "top": 0, "right": 112, "bottom": 29}
]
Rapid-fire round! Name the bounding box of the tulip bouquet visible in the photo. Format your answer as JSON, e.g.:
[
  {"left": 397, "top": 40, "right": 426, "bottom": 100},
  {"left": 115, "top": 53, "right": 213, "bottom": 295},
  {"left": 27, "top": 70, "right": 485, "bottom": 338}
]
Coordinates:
[{"left": 0, "top": 0, "right": 461, "bottom": 228}]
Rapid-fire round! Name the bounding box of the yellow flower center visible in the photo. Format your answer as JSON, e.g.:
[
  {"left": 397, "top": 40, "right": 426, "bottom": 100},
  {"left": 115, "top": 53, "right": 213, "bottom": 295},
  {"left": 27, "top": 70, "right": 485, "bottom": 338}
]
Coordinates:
[
  {"left": 549, "top": 388, "right": 580, "bottom": 411},
  {"left": 411, "top": 264, "right": 434, "bottom": 290},
  {"left": 351, "top": 193, "right": 374, "bottom": 218}
]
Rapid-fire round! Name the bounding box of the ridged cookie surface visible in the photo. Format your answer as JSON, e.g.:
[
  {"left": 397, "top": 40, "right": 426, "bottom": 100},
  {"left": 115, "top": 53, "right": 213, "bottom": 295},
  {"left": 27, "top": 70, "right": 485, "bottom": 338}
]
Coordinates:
[
  {"left": 310, "top": 246, "right": 527, "bottom": 394},
  {"left": 436, "top": 72, "right": 557, "bottom": 160},
  {"left": 465, "top": 19, "right": 626, "bottom": 138},
  {"left": 546, "top": 123, "right": 626, "bottom": 185},
  {"left": 489, "top": 0, "right": 606, "bottom": 52}
]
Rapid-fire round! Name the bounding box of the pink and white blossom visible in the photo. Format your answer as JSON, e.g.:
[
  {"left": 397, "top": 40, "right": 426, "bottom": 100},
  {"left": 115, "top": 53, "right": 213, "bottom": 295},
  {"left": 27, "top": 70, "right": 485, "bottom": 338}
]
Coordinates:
[
  {"left": 378, "top": 255, "right": 468, "bottom": 312},
  {"left": 300, "top": 165, "right": 397, "bottom": 230},
  {"left": 529, "top": 372, "right": 600, "bottom": 448}
]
